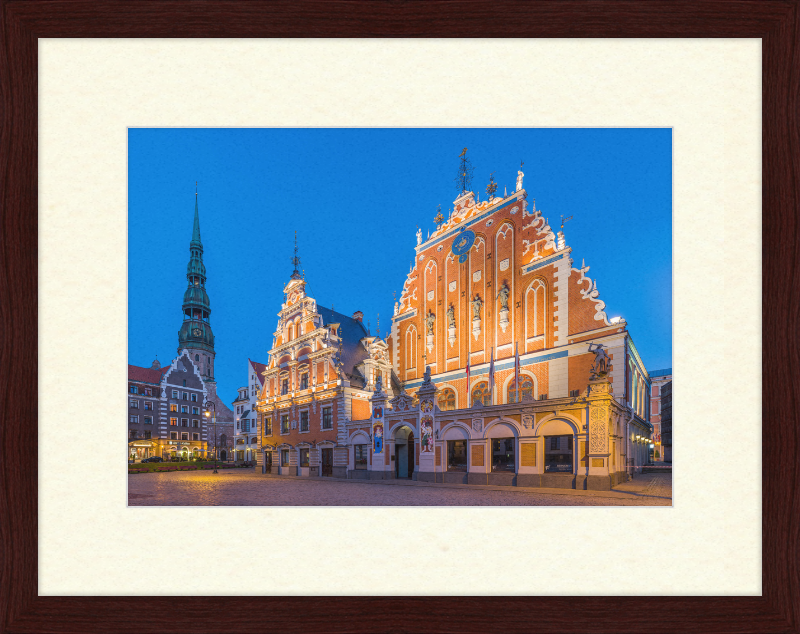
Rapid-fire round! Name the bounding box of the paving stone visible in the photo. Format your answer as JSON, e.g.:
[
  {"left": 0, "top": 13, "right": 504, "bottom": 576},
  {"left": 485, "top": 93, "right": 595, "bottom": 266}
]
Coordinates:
[{"left": 128, "top": 470, "right": 672, "bottom": 506}]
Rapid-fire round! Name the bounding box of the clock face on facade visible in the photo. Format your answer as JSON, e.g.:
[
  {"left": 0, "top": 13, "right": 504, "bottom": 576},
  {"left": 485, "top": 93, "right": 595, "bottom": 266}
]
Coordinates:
[
  {"left": 451, "top": 229, "right": 476, "bottom": 263},
  {"left": 192, "top": 328, "right": 201, "bottom": 336}
]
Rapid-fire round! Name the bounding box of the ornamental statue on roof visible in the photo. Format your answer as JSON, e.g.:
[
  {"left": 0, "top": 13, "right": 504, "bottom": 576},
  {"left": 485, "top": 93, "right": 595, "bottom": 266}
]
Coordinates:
[{"left": 516, "top": 160, "right": 525, "bottom": 192}]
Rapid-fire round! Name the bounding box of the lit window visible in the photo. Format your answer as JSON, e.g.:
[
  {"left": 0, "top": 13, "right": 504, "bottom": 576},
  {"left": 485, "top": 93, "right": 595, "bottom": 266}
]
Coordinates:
[
  {"left": 170, "top": 418, "right": 177, "bottom": 426},
  {"left": 471, "top": 382, "right": 491, "bottom": 406},
  {"left": 508, "top": 377, "right": 534, "bottom": 404},
  {"left": 264, "top": 417, "right": 272, "bottom": 436},
  {"left": 281, "top": 415, "right": 290, "bottom": 434},
  {"left": 170, "top": 404, "right": 178, "bottom": 412},
  {"left": 437, "top": 388, "right": 456, "bottom": 411}
]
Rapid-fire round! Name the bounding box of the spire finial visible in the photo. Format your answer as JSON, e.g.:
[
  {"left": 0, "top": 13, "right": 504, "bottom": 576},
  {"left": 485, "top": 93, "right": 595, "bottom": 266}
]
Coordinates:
[
  {"left": 376, "top": 313, "right": 380, "bottom": 337},
  {"left": 290, "top": 231, "right": 302, "bottom": 279},
  {"left": 195, "top": 181, "right": 198, "bottom": 196}
]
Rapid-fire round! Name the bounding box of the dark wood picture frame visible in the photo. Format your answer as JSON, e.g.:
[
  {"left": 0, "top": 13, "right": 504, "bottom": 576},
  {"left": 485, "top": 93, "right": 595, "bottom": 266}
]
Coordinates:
[{"left": 1, "top": 1, "right": 797, "bottom": 632}]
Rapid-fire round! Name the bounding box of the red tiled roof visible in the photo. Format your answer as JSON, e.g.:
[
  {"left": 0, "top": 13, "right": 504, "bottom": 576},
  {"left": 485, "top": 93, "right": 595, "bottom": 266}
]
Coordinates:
[
  {"left": 128, "top": 364, "right": 168, "bottom": 384},
  {"left": 249, "top": 359, "right": 267, "bottom": 384}
]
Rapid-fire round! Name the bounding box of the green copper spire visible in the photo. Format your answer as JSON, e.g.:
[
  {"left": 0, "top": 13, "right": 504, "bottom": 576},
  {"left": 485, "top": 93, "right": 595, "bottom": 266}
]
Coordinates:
[
  {"left": 178, "top": 187, "right": 215, "bottom": 360},
  {"left": 191, "top": 183, "right": 202, "bottom": 248}
]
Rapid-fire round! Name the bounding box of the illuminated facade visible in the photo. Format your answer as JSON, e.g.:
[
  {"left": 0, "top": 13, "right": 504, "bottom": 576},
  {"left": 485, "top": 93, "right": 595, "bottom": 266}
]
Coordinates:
[
  {"left": 255, "top": 161, "right": 654, "bottom": 490},
  {"left": 649, "top": 368, "right": 672, "bottom": 462}
]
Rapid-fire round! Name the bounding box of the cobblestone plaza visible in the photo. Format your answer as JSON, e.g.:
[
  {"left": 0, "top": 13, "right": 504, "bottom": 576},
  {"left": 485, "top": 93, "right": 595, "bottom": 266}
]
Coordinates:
[{"left": 128, "top": 470, "right": 672, "bottom": 506}]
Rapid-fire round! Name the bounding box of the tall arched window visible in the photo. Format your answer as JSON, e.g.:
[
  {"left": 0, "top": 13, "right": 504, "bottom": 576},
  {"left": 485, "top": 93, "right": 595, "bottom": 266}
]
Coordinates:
[
  {"left": 405, "top": 325, "right": 417, "bottom": 376},
  {"left": 437, "top": 388, "right": 456, "bottom": 411},
  {"left": 507, "top": 377, "right": 534, "bottom": 403},
  {"left": 471, "top": 381, "right": 491, "bottom": 407}
]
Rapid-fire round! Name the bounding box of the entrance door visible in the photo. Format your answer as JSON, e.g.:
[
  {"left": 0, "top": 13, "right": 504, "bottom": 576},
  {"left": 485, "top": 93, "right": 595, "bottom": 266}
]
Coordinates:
[
  {"left": 264, "top": 452, "right": 272, "bottom": 474},
  {"left": 396, "top": 442, "right": 408, "bottom": 478},
  {"left": 321, "top": 448, "right": 333, "bottom": 477}
]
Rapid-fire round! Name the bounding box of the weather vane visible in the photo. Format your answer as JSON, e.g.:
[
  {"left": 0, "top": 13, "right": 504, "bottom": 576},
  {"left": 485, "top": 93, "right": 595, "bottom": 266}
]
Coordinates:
[
  {"left": 560, "top": 214, "right": 573, "bottom": 229},
  {"left": 455, "top": 147, "right": 474, "bottom": 193},
  {"left": 291, "top": 231, "right": 302, "bottom": 275}
]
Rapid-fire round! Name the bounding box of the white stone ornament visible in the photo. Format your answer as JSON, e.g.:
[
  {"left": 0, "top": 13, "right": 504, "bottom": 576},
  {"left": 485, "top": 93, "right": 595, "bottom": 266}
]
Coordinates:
[
  {"left": 448, "top": 281, "right": 457, "bottom": 292},
  {"left": 499, "top": 258, "right": 509, "bottom": 272},
  {"left": 473, "top": 270, "right": 482, "bottom": 282}
]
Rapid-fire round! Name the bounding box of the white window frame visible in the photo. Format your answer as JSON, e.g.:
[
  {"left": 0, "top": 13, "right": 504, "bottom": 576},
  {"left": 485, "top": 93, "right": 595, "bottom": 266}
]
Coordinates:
[{"left": 299, "top": 409, "right": 310, "bottom": 433}]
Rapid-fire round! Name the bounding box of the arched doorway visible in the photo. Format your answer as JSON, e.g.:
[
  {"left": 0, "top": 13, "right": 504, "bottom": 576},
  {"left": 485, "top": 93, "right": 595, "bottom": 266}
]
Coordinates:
[
  {"left": 394, "top": 426, "right": 415, "bottom": 479},
  {"left": 220, "top": 449, "right": 227, "bottom": 461}
]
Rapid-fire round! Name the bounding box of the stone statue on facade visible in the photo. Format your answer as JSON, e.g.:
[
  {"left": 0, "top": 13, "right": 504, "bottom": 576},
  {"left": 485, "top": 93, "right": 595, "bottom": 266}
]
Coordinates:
[
  {"left": 497, "top": 283, "right": 510, "bottom": 311},
  {"left": 375, "top": 374, "right": 382, "bottom": 393},
  {"left": 516, "top": 169, "right": 524, "bottom": 192},
  {"left": 588, "top": 342, "right": 611, "bottom": 378},
  {"left": 426, "top": 310, "right": 435, "bottom": 335},
  {"left": 416, "top": 227, "right": 422, "bottom": 246},
  {"left": 447, "top": 304, "right": 455, "bottom": 329},
  {"left": 422, "top": 365, "right": 432, "bottom": 386},
  {"left": 471, "top": 294, "right": 483, "bottom": 320}
]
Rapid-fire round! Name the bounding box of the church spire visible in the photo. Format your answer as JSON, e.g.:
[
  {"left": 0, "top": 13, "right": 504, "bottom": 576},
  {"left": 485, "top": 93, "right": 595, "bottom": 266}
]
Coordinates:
[
  {"left": 191, "top": 182, "right": 202, "bottom": 248},
  {"left": 178, "top": 188, "right": 215, "bottom": 377},
  {"left": 290, "top": 231, "right": 302, "bottom": 280}
]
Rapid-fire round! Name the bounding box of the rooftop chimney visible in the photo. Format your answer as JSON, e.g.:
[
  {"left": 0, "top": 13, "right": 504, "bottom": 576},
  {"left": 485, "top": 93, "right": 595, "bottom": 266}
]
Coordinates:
[{"left": 352, "top": 311, "right": 363, "bottom": 323}]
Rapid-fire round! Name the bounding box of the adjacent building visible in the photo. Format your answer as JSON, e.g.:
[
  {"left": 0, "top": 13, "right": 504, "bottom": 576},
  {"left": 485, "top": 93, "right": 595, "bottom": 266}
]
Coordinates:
[
  {"left": 232, "top": 358, "right": 266, "bottom": 462},
  {"left": 648, "top": 368, "right": 672, "bottom": 462},
  {"left": 661, "top": 380, "right": 672, "bottom": 462},
  {"left": 254, "top": 161, "right": 654, "bottom": 489}
]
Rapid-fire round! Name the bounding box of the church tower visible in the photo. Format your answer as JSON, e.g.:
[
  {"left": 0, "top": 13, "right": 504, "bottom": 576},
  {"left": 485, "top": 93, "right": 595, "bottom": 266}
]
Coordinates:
[{"left": 177, "top": 189, "right": 216, "bottom": 383}]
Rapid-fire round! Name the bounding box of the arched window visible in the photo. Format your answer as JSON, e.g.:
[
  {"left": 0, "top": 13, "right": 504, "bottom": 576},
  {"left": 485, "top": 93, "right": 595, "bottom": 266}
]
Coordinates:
[
  {"left": 508, "top": 377, "right": 534, "bottom": 403},
  {"left": 471, "top": 381, "right": 491, "bottom": 407},
  {"left": 437, "top": 388, "right": 456, "bottom": 411},
  {"left": 195, "top": 354, "right": 199, "bottom": 361}
]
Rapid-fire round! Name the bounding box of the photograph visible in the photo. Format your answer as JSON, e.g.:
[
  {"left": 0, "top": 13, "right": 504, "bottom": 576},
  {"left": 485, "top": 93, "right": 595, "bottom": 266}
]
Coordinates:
[{"left": 127, "top": 127, "right": 672, "bottom": 507}]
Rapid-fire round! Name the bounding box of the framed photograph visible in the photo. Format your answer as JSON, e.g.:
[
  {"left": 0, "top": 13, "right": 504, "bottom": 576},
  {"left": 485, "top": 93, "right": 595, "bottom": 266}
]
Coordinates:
[{"left": 3, "top": 2, "right": 794, "bottom": 632}]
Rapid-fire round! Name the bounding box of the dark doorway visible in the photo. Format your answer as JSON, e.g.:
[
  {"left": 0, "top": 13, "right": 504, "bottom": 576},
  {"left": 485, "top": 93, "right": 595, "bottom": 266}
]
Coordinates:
[
  {"left": 220, "top": 449, "right": 227, "bottom": 461},
  {"left": 321, "top": 448, "right": 333, "bottom": 477},
  {"left": 407, "top": 432, "right": 415, "bottom": 478},
  {"left": 264, "top": 452, "right": 272, "bottom": 474}
]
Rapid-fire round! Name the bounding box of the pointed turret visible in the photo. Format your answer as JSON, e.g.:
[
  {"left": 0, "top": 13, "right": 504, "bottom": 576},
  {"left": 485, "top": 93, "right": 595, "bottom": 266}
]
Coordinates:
[{"left": 178, "top": 187, "right": 216, "bottom": 381}]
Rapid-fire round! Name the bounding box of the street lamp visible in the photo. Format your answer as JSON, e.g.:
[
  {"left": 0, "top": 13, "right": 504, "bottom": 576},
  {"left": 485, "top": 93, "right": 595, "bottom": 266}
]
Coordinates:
[{"left": 204, "top": 401, "right": 217, "bottom": 474}]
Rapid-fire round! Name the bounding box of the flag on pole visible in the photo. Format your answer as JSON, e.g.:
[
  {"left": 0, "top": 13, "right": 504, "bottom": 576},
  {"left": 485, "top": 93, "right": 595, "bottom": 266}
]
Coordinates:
[
  {"left": 489, "top": 348, "right": 495, "bottom": 402},
  {"left": 514, "top": 342, "right": 520, "bottom": 403}
]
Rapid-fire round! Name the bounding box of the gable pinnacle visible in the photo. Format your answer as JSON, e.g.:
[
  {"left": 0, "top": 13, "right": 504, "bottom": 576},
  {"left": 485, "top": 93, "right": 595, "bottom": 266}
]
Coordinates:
[{"left": 290, "top": 231, "right": 302, "bottom": 280}]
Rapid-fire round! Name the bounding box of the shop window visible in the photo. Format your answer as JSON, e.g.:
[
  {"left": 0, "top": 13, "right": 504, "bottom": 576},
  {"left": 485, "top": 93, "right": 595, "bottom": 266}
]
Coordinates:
[
  {"left": 299, "top": 448, "right": 309, "bottom": 467},
  {"left": 300, "top": 373, "right": 308, "bottom": 390},
  {"left": 491, "top": 438, "right": 515, "bottom": 472},
  {"left": 544, "top": 435, "right": 574, "bottom": 473},
  {"left": 438, "top": 388, "right": 456, "bottom": 411},
  {"left": 130, "top": 400, "right": 139, "bottom": 409},
  {"left": 264, "top": 417, "right": 272, "bottom": 436},
  {"left": 144, "top": 416, "right": 152, "bottom": 425},
  {"left": 448, "top": 440, "right": 467, "bottom": 471},
  {"left": 281, "top": 450, "right": 289, "bottom": 466},
  {"left": 322, "top": 407, "right": 332, "bottom": 429},
  {"left": 471, "top": 381, "right": 491, "bottom": 406},
  {"left": 508, "top": 377, "right": 534, "bottom": 403},
  {"left": 281, "top": 415, "right": 290, "bottom": 434},
  {"left": 354, "top": 444, "right": 368, "bottom": 470},
  {"left": 300, "top": 411, "right": 309, "bottom": 432}
]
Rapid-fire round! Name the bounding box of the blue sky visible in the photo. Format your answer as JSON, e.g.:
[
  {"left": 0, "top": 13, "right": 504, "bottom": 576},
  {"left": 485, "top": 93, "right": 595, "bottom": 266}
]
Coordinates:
[{"left": 129, "top": 128, "right": 672, "bottom": 404}]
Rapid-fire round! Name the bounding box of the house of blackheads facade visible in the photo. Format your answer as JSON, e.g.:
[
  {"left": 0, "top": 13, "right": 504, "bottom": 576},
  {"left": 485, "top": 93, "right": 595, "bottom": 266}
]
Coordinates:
[{"left": 254, "top": 166, "right": 653, "bottom": 490}]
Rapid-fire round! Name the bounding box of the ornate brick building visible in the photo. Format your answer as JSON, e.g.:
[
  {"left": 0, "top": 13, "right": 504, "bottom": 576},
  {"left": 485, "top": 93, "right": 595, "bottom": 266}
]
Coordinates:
[{"left": 255, "top": 159, "right": 654, "bottom": 490}]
